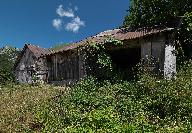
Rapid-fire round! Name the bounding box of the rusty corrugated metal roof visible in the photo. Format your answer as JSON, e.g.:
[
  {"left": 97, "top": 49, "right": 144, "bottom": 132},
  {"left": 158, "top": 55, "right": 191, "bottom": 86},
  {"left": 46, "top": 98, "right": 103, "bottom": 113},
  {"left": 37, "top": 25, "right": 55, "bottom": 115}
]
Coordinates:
[
  {"left": 113, "top": 28, "right": 174, "bottom": 40},
  {"left": 84, "top": 28, "right": 174, "bottom": 43},
  {"left": 46, "top": 27, "right": 174, "bottom": 56},
  {"left": 27, "top": 44, "right": 51, "bottom": 58},
  {"left": 14, "top": 44, "right": 51, "bottom": 69},
  {"left": 51, "top": 44, "right": 78, "bottom": 54}
]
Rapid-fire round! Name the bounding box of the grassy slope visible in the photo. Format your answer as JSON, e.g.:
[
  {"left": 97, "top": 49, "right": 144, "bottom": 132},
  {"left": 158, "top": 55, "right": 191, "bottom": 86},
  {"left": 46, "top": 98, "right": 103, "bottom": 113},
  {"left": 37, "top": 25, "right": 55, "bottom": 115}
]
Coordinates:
[
  {"left": 0, "top": 84, "right": 66, "bottom": 132},
  {"left": 1, "top": 62, "right": 192, "bottom": 132},
  {"left": 32, "top": 62, "right": 192, "bottom": 132}
]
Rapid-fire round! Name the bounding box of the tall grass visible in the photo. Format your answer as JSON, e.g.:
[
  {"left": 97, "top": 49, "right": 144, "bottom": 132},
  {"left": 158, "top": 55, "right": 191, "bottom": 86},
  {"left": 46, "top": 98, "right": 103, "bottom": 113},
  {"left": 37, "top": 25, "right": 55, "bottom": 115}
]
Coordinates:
[
  {"left": 1, "top": 62, "right": 192, "bottom": 132},
  {"left": 33, "top": 62, "right": 192, "bottom": 132},
  {"left": 0, "top": 84, "right": 66, "bottom": 132}
]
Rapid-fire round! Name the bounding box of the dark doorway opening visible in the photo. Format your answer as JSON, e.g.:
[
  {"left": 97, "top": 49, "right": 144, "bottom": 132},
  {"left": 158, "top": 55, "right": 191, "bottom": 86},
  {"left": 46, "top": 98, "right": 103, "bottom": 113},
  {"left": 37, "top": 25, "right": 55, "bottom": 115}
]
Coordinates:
[{"left": 109, "top": 47, "right": 141, "bottom": 80}]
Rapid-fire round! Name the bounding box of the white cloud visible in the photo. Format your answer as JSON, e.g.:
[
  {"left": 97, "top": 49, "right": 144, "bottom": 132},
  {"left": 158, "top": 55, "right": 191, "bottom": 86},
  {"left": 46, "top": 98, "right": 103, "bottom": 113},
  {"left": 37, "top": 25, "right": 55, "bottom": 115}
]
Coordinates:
[
  {"left": 52, "top": 4, "right": 85, "bottom": 33},
  {"left": 65, "top": 16, "right": 85, "bottom": 33},
  {"left": 56, "top": 5, "right": 74, "bottom": 18},
  {"left": 52, "top": 19, "right": 62, "bottom": 30}
]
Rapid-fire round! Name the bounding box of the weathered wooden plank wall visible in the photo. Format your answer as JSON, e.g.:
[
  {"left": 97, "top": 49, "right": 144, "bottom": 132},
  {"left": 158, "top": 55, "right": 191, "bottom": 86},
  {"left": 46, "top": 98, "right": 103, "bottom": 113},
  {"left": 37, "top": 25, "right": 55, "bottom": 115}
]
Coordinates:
[
  {"left": 141, "top": 34, "right": 166, "bottom": 74},
  {"left": 15, "top": 48, "right": 36, "bottom": 83},
  {"left": 47, "top": 32, "right": 175, "bottom": 82},
  {"left": 47, "top": 50, "right": 85, "bottom": 82},
  {"left": 15, "top": 48, "right": 48, "bottom": 83}
]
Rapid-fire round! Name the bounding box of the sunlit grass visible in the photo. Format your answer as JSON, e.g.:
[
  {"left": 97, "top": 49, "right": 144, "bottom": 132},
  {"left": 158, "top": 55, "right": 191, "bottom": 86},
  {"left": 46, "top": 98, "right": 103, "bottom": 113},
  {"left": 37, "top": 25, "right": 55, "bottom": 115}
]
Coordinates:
[{"left": 0, "top": 83, "right": 66, "bottom": 132}]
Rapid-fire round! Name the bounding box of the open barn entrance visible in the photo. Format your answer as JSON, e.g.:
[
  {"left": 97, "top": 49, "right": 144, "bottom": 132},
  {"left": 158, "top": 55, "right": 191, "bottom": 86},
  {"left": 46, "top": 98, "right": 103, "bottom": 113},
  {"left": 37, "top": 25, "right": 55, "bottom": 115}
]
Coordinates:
[{"left": 109, "top": 47, "right": 141, "bottom": 80}]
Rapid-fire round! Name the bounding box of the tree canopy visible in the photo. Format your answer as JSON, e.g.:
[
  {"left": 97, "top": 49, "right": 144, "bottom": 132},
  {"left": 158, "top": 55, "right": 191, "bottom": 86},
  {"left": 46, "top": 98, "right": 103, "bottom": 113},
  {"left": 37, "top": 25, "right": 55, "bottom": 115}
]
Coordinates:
[
  {"left": 0, "top": 46, "right": 20, "bottom": 83},
  {"left": 123, "top": 0, "right": 192, "bottom": 50},
  {"left": 123, "top": 0, "right": 192, "bottom": 29}
]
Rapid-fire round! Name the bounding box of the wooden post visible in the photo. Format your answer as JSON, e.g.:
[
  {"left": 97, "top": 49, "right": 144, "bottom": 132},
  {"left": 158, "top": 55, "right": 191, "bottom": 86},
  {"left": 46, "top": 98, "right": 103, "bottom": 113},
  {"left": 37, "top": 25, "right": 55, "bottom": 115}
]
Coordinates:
[
  {"left": 53, "top": 55, "right": 58, "bottom": 80},
  {"left": 78, "top": 50, "right": 85, "bottom": 80},
  {"left": 141, "top": 39, "right": 152, "bottom": 70}
]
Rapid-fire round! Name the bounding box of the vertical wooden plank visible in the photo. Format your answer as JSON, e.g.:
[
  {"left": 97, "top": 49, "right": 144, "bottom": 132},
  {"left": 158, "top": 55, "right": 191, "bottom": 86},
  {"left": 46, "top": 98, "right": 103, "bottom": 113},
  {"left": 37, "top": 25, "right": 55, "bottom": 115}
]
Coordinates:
[
  {"left": 75, "top": 55, "right": 79, "bottom": 80},
  {"left": 64, "top": 58, "right": 66, "bottom": 79},
  {"left": 141, "top": 39, "right": 152, "bottom": 71},
  {"left": 53, "top": 56, "right": 54, "bottom": 80},
  {"left": 78, "top": 50, "right": 87, "bottom": 80},
  {"left": 55, "top": 54, "right": 58, "bottom": 79},
  {"left": 151, "top": 35, "right": 165, "bottom": 73},
  {"left": 141, "top": 40, "right": 152, "bottom": 60},
  {"left": 78, "top": 50, "right": 83, "bottom": 80},
  {"left": 67, "top": 55, "right": 69, "bottom": 79},
  {"left": 53, "top": 55, "right": 57, "bottom": 80}
]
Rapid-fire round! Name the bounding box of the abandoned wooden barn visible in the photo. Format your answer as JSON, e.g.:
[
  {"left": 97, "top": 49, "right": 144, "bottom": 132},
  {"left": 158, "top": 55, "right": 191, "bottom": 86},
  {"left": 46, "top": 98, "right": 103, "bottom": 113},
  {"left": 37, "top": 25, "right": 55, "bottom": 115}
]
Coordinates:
[
  {"left": 14, "top": 44, "right": 51, "bottom": 83},
  {"left": 14, "top": 27, "right": 176, "bottom": 84}
]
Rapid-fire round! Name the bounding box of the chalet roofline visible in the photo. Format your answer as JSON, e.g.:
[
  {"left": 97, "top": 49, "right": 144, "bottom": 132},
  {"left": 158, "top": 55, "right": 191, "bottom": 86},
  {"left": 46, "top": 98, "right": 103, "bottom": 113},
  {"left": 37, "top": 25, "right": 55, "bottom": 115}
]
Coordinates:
[
  {"left": 14, "top": 44, "right": 51, "bottom": 69},
  {"left": 42, "top": 27, "right": 174, "bottom": 57},
  {"left": 14, "top": 27, "right": 175, "bottom": 63}
]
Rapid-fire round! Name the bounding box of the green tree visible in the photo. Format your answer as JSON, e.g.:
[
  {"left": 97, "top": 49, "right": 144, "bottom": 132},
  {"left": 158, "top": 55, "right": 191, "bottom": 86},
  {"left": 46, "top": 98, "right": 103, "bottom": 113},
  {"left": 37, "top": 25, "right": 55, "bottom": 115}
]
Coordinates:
[
  {"left": 123, "top": 0, "right": 192, "bottom": 54},
  {"left": 123, "top": 0, "right": 192, "bottom": 29},
  {"left": 0, "top": 46, "right": 19, "bottom": 83}
]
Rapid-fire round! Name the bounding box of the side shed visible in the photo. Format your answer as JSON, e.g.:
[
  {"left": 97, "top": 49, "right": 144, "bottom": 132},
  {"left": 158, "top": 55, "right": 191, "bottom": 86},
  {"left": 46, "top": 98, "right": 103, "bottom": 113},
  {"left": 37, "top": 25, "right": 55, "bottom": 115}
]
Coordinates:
[
  {"left": 14, "top": 44, "right": 51, "bottom": 83},
  {"left": 44, "top": 44, "right": 85, "bottom": 85}
]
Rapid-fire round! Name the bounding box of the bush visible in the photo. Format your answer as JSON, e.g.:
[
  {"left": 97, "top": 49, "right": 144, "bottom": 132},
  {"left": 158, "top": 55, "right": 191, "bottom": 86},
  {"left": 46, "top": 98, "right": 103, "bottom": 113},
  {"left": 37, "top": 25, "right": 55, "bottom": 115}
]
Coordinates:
[
  {"left": 0, "top": 84, "right": 64, "bottom": 132},
  {"left": 30, "top": 62, "right": 192, "bottom": 132},
  {"left": 0, "top": 46, "right": 19, "bottom": 83}
]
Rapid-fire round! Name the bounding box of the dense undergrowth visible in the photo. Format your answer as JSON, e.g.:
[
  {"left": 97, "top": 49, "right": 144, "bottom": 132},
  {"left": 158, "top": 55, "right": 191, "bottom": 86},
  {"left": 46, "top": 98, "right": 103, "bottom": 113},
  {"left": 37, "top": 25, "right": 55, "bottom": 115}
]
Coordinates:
[
  {"left": 33, "top": 62, "right": 192, "bottom": 132},
  {"left": 1, "top": 62, "right": 192, "bottom": 132},
  {"left": 0, "top": 84, "right": 66, "bottom": 132}
]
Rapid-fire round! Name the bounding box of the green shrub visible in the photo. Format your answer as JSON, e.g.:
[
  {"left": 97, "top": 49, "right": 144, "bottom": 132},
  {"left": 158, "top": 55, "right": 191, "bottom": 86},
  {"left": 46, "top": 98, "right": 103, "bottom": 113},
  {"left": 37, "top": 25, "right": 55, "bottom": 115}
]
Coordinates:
[
  {"left": 33, "top": 62, "right": 192, "bottom": 132},
  {"left": 0, "top": 46, "right": 19, "bottom": 84},
  {"left": 0, "top": 84, "right": 64, "bottom": 132}
]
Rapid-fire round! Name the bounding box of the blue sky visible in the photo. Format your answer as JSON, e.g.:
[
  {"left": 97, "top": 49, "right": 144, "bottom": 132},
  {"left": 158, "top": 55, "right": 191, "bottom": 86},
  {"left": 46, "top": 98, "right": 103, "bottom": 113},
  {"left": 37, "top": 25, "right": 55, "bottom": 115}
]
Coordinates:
[{"left": 0, "top": 0, "right": 130, "bottom": 48}]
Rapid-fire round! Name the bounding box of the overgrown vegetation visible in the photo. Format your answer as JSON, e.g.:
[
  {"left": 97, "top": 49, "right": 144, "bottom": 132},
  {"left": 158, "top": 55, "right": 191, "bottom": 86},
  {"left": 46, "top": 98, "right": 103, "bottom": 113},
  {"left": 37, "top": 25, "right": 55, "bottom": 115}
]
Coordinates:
[
  {"left": 123, "top": 0, "right": 192, "bottom": 48},
  {"left": 0, "top": 83, "right": 66, "bottom": 132},
  {"left": 78, "top": 36, "right": 124, "bottom": 80},
  {"left": 26, "top": 61, "right": 192, "bottom": 132},
  {"left": 123, "top": 0, "right": 192, "bottom": 29},
  {"left": 1, "top": 1, "right": 192, "bottom": 132},
  {"left": 0, "top": 46, "right": 19, "bottom": 83},
  {"left": 2, "top": 61, "right": 192, "bottom": 132}
]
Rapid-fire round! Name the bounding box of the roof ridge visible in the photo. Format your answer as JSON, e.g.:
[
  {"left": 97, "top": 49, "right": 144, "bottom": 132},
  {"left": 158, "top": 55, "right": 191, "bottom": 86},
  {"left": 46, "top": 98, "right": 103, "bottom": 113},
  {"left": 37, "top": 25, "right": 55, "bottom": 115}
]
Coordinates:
[
  {"left": 43, "top": 27, "right": 174, "bottom": 56},
  {"left": 25, "top": 44, "right": 46, "bottom": 49}
]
